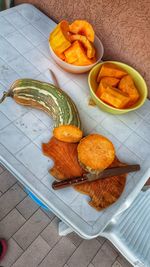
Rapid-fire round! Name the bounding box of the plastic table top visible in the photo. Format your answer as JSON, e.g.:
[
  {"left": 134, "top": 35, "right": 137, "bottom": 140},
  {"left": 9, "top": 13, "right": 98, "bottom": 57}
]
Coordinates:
[{"left": 0, "top": 3, "right": 150, "bottom": 239}]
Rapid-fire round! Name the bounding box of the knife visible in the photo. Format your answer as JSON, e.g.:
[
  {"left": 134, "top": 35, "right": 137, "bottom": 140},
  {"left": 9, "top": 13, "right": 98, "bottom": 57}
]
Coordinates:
[
  {"left": 52, "top": 164, "right": 140, "bottom": 190},
  {"left": 49, "top": 69, "right": 60, "bottom": 88}
]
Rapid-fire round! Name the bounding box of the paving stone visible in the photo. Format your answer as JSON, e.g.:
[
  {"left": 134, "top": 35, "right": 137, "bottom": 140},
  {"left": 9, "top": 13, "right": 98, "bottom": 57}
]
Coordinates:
[
  {"left": 41, "top": 208, "right": 55, "bottom": 221},
  {"left": 16, "top": 195, "right": 39, "bottom": 219},
  {"left": 106, "top": 240, "right": 120, "bottom": 253},
  {"left": 41, "top": 217, "right": 61, "bottom": 248},
  {"left": 67, "top": 232, "right": 83, "bottom": 247},
  {"left": 13, "top": 209, "right": 50, "bottom": 250},
  {"left": 117, "top": 255, "right": 132, "bottom": 267},
  {"left": 39, "top": 238, "right": 76, "bottom": 267},
  {"left": 0, "top": 209, "right": 25, "bottom": 240},
  {"left": 96, "top": 236, "right": 106, "bottom": 245},
  {"left": 67, "top": 239, "right": 101, "bottom": 267},
  {"left": 12, "top": 236, "right": 50, "bottom": 267},
  {"left": 0, "top": 164, "right": 4, "bottom": 174},
  {"left": 112, "top": 260, "right": 123, "bottom": 267},
  {"left": 88, "top": 264, "right": 95, "bottom": 267},
  {"left": 0, "top": 183, "right": 26, "bottom": 220},
  {"left": 0, "top": 238, "right": 23, "bottom": 267},
  {"left": 0, "top": 170, "right": 17, "bottom": 193},
  {"left": 17, "top": 181, "right": 26, "bottom": 191},
  {"left": 92, "top": 241, "right": 118, "bottom": 267}
]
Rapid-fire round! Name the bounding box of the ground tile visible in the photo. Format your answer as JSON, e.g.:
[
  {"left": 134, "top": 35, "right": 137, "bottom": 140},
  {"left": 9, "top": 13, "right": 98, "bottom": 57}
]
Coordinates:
[
  {"left": 0, "top": 183, "right": 26, "bottom": 220},
  {"left": 13, "top": 209, "right": 50, "bottom": 250},
  {"left": 92, "top": 241, "right": 118, "bottom": 267},
  {"left": 67, "top": 239, "right": 101, "bottom": 267},
  {"left": 12, "top": 236, "right": 50, "bottom": 267},
  {"left": 117, "top": 255, "right": 132, "bottom": 267},
  {"left": 112, "top": 261, "right": 123, "bottom": 267},
  {"left": 0, "top": 238, "right": 23, "bottom": 267},
  {"left": 0, "top": 208, "right": 26, "bottom": 240},
  {"left": 0, "top": 170, "right": 17, "bottom": 193},
  {"left": 39, "top": 237, "right": 76, "bottom": 267},
  {"left": 41, "top": 217, "right": 61, "bottom": 248},
  {"left": 67, "top": 232, "right": 83, "bottom": 247},
  {"left": 16, "top": 195, "right": 39, "bottom": 219}
]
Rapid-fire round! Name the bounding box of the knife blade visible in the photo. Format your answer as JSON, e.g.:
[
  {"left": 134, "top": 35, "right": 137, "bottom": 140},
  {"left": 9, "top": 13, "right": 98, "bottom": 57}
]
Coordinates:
[
  {"left": 52, "top": 164, "right": 140, "bottom": 190},
  {"left": 49, "top": 69, "right": 60, "bottom": 88}
]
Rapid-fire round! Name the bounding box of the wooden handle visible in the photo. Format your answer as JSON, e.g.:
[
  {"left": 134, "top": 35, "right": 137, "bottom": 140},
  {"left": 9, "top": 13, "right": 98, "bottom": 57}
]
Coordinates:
[{"left": 52, "top": 176, "right": 87, "bottom": 190}]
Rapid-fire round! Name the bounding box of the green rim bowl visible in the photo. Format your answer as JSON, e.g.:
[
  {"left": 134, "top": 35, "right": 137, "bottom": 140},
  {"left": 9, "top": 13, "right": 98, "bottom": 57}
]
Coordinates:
[{"left": 88, "top": 61, "right": 148, "bottom": 114}]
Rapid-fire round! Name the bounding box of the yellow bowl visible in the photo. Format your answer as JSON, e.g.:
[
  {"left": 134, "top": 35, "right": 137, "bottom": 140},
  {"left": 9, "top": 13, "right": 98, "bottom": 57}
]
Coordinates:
[{"left": 88, "top": 61, "right": 148, "bottom": 114}]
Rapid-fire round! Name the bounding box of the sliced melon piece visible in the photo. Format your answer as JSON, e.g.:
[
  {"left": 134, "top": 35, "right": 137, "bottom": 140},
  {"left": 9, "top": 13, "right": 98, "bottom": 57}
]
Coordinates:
[
  {"left": 50, "top": 20, "right": 71, "bottom": 54},
  {"left": 70, "top": 34, "right": 95, "bottom": 59},
  {"left": 97, "top": 63, "right": 127, "bottom": 83},
  {"left": 96, "top": 81, "right": 130, "bottom": 109},
  {"left": 69, "top": 20, "right": 94, "bottom": 42},
  {"left": 64, "top": 41, "right": 96, "bottom": 66},
  {"left": 118, "top": 75, "right": 140, "bottom": 106},
  {"left": 77, "top": 134, "right": 115, "bottom": 173},
  {"left": 100, "top": 77, "right": 120, "bottom": 87},
  {"left": 53, "top": 124, "right": 83, "bottom": 143}
]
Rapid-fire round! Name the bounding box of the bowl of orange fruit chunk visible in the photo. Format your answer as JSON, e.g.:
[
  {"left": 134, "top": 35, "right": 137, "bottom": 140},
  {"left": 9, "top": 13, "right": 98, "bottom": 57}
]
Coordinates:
[
  {"left": 88, "top": 61, "right": 148, "bottom": 114},
  {"left": 49, "top": 20, "right": 104, "bottom": 73}
]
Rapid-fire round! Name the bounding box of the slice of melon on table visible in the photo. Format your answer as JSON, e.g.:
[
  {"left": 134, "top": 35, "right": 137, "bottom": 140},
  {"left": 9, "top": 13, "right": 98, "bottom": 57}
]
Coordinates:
[
  {"left": 42, "top": 134, "right": 126, "bottom": 211},
  {"left": 53, "top": 124, "right": 83, "bottom": 143},
  {"left": 77, "top": 134, "right": 115, "bottom": 173},
  {"left": 96, "top": 81, "right": 130, "bottom": 109}
]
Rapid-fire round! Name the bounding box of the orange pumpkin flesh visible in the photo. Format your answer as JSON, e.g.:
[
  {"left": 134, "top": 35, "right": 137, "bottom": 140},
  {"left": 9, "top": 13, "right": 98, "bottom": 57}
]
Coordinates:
[
  {"left": 53, "top": 125, "right": 83, "bottom": 143},
  {"left": 96, "top": 81, "right": 130, "bottom": 109},
  {"left": 50, "top": 20, "right": 71, "bottom": 55},
  {"left": 97, "top": 63, "right": 127, "bottom": 83},
  {"left": 119, "top": 75, "right": 140, "bottom": 106},
  {"left": 64, "top": 41, "right": 96, "bottom": 66},
  {"left": 70, "top": 34, "right": 95, "bottom": 59},
  {"left": 77, "top": 134, "right": 115, "bottom": 173},
  {"left": 69, "top": 20, "right": 95, "bottom": 42},
  {"left": 100, "top": 77, "right": 120, "bottom": 87}
]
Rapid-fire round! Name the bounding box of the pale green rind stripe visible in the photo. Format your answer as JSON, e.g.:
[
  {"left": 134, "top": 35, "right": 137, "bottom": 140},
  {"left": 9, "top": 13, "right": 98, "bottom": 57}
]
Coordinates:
[{"left": 11, "top": 79, "right": 81, "bottom": 128}]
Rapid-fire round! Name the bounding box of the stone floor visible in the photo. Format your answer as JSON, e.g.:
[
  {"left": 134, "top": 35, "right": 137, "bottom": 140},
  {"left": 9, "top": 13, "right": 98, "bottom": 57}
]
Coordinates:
[{"left": 0, "top": 165, "right": 132, "bottom": 267}]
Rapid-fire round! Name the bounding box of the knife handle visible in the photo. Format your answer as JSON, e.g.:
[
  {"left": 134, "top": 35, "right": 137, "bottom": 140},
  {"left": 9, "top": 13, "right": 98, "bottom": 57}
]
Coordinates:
[{"left": 52, "top": 175, "right": 87, "bottom": 190}]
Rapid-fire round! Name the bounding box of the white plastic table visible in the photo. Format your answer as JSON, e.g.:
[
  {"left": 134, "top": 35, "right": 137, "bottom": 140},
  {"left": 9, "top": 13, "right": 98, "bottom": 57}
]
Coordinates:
[{"left": 0, "top": 3, "right": 150, "bottom": 239}]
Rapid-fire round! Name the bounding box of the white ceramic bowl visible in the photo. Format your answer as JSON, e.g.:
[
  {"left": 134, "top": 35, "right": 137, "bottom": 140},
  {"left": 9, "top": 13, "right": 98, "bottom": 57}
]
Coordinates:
[{"left": 49, "top": 35, "right": 104, "bottom": 74}]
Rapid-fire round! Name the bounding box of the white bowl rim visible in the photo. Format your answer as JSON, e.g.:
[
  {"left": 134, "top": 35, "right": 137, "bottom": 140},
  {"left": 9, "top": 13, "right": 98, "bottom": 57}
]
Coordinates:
[{"left": 49, "top": 35, "right": 104, "bottom": 69}]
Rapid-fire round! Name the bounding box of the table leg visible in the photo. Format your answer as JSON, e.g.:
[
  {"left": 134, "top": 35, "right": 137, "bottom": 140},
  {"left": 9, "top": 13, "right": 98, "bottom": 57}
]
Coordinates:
[{"left": 58, "top": 221, "right": 73, "bottom": 236}]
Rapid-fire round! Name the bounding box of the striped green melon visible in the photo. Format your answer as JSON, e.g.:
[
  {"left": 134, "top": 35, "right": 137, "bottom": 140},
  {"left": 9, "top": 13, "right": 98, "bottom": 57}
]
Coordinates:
[{"left": 0, "top": 79, "right": 82, "bottom": 141}]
